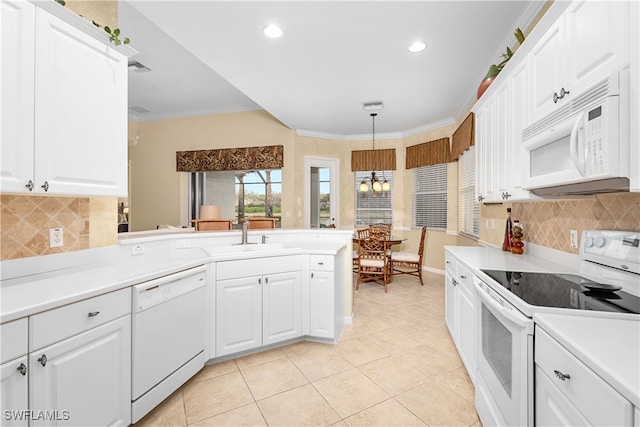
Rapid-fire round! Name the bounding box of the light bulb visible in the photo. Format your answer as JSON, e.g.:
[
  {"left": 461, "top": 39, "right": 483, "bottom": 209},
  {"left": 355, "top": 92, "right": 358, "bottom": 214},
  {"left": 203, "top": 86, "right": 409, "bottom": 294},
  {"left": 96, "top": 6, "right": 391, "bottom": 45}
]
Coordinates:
[
  {"left": 372, "top": 180, "right": 382, "bottom": 192},
  {"left": 359, "top": 181, "right": 369, "bottom": 192},
  {"left": 382, "top": 180, "right": 390, "bottom": 191}
]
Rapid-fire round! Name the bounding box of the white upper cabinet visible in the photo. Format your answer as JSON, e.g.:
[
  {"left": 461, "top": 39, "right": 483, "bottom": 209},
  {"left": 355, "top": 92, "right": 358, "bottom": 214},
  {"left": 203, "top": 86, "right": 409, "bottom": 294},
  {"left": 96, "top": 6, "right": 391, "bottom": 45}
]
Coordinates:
[
  {"left": 1, "top": 0, "right": 35, "bottom": 194},
  {"left": 1, "top": 0, "right": 128, "bottom": 196},
  {"left": 528, "top": 0, "right": 630, "bottom": 125}
]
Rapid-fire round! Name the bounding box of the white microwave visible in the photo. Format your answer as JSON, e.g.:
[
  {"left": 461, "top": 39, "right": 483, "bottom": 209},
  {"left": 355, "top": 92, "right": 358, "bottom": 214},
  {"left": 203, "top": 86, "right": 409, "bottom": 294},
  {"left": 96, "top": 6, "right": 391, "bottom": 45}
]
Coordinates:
[{"left": 521, "top": 69, "right": 630, "bottom": 197}]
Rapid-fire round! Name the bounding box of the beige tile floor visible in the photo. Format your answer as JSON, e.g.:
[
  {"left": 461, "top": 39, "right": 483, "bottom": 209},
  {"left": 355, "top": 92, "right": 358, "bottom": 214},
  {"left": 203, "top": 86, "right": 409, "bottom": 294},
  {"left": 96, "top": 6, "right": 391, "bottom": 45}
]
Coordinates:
[{"left": 134, "top": 271, "right": 481, "bottom": 427}]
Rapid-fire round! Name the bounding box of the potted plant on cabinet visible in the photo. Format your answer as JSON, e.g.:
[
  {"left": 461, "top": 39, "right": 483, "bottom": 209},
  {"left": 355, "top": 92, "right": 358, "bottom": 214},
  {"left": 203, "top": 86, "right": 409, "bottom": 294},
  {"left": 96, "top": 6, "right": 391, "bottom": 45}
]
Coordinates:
[{"left": 477, "top": 28, "right": 525, "bottom": 99}]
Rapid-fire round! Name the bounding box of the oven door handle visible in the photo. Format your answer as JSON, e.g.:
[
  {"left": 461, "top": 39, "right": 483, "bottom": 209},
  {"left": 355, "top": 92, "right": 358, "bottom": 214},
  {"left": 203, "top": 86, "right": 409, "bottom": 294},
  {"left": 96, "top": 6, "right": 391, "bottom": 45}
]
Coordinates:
[{"left": 474, "top": 279, "right": 530, "bottom": 328}]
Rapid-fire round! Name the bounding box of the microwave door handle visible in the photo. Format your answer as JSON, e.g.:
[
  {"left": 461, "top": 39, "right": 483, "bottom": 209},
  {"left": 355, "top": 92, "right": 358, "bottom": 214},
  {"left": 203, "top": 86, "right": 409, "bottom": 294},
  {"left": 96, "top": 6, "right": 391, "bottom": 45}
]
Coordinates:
[{"left": 569, "top": 113, "right": 586, "bottom": 176}]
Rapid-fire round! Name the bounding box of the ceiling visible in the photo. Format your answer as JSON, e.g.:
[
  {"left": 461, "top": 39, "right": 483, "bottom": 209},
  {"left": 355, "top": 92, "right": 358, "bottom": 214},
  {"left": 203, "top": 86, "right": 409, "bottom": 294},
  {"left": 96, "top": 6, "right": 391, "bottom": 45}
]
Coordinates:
[{"left": 120, "top": 1, "right": 543, "bottom": 139}]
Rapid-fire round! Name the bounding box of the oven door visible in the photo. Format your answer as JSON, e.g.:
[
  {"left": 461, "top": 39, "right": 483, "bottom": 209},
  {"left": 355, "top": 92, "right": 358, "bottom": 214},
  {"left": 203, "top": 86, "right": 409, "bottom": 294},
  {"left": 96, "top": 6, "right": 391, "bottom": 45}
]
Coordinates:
[{"left": 474, "top": 277, "right": 534, "bottom": 427}]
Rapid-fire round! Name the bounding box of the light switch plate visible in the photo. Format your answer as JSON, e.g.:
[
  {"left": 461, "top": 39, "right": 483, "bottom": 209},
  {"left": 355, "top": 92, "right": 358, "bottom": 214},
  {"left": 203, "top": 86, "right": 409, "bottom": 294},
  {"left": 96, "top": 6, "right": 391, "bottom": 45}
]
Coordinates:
[{"left": 570, "top": 230, "right": 579, "bottom": 248}]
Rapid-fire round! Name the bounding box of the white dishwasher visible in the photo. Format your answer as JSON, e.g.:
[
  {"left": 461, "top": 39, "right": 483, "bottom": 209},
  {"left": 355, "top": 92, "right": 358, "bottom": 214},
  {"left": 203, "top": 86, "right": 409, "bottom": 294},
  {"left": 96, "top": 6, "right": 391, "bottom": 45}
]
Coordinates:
[{"left": 131, "top": 265, "right": 207, "bottom": 423}]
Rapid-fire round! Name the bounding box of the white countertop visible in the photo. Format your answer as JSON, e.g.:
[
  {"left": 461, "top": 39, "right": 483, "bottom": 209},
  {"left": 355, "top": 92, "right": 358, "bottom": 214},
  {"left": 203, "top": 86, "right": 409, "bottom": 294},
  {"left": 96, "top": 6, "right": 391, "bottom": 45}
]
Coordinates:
[
  {"left": 0, "top": 248, "right": 210, "bottom": 323},
  {"left": 534, "top": 312, "right": 640, "bottom": 407},
  {"left": 1, "top": 231, "right": 350, "bottom": 324}
]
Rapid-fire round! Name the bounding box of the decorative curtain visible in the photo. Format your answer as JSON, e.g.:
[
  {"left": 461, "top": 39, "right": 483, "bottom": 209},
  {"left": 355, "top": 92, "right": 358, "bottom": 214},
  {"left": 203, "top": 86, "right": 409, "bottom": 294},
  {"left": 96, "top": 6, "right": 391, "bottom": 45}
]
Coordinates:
[
  {"left": 405, "top": 137, "right": 451, "bottom": 169},
  {"left": 176, "top": 145, "right": 284, "bottom": 172},
  {"left": 351, "top": 148, "right": 396, "bottom": 171},
  {"left": 450, "top": 112, "right": 475, "bottom": 161}
]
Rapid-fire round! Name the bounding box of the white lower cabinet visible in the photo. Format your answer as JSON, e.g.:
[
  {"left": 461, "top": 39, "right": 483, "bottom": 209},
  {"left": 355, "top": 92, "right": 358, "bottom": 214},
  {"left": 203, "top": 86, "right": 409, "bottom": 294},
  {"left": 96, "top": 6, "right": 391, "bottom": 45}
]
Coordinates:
[
  {"left": 309, "top": 269, "right": 335, "bottom": 339},
  {"left": 1, "top": 356, "right": 29, "bottom": 427},
  {"left": 535, "top": 326, "right": 634, "bottom": 426},
  {"left": 307, "top": 253, "right": 344, "bottom": 341},
  {"left": 444, "top": 250, "right": 476, "bottom": 384},
  {"left": 215, "top": 256, "right": 302, "bottom": 357},
  {"left": 29, "top": 316, "right": 131, "bottom": 426}
]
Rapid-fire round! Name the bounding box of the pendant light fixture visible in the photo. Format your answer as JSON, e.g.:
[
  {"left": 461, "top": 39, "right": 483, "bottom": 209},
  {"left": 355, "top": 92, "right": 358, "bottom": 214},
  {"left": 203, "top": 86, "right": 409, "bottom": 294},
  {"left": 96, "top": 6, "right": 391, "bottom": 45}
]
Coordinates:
[{"left": 359, "top": 113, "right": 390, "bottom": 193}]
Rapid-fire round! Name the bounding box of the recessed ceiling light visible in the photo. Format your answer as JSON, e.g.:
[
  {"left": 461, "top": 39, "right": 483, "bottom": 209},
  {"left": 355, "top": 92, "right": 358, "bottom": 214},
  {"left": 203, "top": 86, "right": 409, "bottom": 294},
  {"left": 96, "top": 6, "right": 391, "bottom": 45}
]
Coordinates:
[
  {"left": 408, "top": 41, "right": 427, "bottom": 53},
  {"left": 264, "top": 24, "right": 283, "bottom": 38}
]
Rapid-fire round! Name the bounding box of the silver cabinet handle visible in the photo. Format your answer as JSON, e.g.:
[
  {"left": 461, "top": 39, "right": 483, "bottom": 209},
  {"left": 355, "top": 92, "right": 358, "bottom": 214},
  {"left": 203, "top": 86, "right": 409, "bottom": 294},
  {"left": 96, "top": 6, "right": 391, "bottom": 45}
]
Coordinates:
[
  {"left": 452, "top": 279, "right": 457, "bottom": 286},
  {"left": 554, "top": 370, "right": 570, "bottom": 381},
  {"left": 317, "top": 262, "right": 324, "bottom": 265},
  {"left": 38, "top": 354, "right": 47, "bottom": 367},
  {"left": 25, "top": 180, "right": 34, "bottom": 191},
  {"left": 41, "top": 181, "right": 49, "bottom": 192},
  {"left": 311, "top": 272, "right": 314, "bottom": 279},
  {"left": 265, "top": 277, "right": 269, "bottom": 284},
  {"left": 88, "top": 311, "right": 100, "bottom": 318},
  {"left": 17, "top": 363, "right": 27, "bottom": 375},
  {"left": 460, "top": 275, "right": 467, "bottom": 279},
  {"left": 258, "top": 278, "right": 261, "bottom": 285}
]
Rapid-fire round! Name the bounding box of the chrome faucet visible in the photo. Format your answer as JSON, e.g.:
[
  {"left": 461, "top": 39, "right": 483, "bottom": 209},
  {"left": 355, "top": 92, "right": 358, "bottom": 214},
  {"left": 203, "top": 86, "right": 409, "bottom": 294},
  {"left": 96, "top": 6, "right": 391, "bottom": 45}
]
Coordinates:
[{"left": 241, "top": 220, "right": 249, "bottom": 245}]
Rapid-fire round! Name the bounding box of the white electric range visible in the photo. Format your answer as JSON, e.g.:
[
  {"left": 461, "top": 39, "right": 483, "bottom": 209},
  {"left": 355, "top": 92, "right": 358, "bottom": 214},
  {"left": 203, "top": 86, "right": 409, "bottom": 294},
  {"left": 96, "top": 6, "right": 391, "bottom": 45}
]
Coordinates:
[{"left": 473, "top": 230, "right": 640, "bottom": 427}]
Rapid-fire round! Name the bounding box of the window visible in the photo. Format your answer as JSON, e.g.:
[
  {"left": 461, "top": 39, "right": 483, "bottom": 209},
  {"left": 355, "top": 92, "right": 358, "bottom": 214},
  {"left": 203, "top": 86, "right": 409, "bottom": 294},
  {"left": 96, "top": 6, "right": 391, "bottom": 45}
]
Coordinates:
[
  {"left": 354, "top": 171, "right": 393, "bottom": 226},
  {"left": 413, "top": 164, "right": 447, "bottom": 231},
  {"left": 189, "top": 170, "right": 281, "bottom": 226},
  {"left": 458, "top": 146, "right": 479, "bottom": 238}
]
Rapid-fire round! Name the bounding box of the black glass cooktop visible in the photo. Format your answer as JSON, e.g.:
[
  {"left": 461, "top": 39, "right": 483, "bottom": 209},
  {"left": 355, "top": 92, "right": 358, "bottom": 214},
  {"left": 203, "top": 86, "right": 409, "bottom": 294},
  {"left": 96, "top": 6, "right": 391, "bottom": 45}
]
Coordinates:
[{"left": 481, "top": 270, "right": 640, "bottom": 314}]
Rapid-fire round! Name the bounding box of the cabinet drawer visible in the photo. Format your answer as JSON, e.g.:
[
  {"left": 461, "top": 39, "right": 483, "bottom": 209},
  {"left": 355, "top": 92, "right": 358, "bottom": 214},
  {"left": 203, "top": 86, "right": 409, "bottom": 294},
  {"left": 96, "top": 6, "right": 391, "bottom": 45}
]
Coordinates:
[
  {"left": 30, "top": 288, "right": 131, "bottom": 351},
  {"left": 456, "top": 263, "right": 473, "bottom": 292},
  {"left": 1, "top": 318, "right": 28, "bottom": 364},
  {"left": 217, "top": 255, "right": 302, "bottom": 280},
  {"left": 309, "top": 255, "right": 334, "bottom": 271},
  {"left": 535, "top": 327, "right": 633, "bottom": 426},
  {"left": 444, "top": 253, "right": 456, "bottom": 276}
]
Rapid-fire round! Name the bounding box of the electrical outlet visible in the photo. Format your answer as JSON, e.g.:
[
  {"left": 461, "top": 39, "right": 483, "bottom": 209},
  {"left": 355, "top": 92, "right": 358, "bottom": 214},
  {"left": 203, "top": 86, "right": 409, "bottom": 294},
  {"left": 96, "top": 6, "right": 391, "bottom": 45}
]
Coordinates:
[
  {"left": 131, "top": 244, "right": 145, "bottom": 255},
  {"left": 49, "top": 228, "right": 63, "bottom": 248},
  {"left": 570, "top": 230, "right": 579, "bottom": 248}
]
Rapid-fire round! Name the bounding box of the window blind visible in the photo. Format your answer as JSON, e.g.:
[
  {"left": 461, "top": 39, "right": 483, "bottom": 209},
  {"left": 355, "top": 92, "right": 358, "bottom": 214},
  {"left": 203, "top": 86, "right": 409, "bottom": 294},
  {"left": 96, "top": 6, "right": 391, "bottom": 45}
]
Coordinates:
[
  {"left": 413, "top": 164, "right": 447, "bottom": 231},
  {"left": 458, "top": 146, "right": 479, "bottom": 238},
  {"left": 354, "top": 171, "right": 393, "bottom": 226}
]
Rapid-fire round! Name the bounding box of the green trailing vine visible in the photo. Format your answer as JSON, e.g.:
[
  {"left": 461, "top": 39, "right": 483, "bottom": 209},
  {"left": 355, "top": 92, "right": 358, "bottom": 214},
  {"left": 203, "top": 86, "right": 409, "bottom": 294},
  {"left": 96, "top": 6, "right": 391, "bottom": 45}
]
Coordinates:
[
  {"left": 54, "top": 0, "right": 130, "bottom": 46},
  {"left": 483, "top": 28, "right": 525, "bottom": 80}
]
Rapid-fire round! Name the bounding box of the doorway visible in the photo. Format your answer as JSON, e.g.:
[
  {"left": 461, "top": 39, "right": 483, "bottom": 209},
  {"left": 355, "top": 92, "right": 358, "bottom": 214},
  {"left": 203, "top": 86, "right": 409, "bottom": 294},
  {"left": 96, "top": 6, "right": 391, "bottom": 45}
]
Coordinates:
[{"left": 304, "top": 156, "right": 339, "bottom": 228}]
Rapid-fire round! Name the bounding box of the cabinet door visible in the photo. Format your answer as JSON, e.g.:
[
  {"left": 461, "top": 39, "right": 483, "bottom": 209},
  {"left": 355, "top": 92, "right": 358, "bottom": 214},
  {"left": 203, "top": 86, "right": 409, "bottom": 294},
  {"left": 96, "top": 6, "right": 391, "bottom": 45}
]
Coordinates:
[
  {"left": 34, "top": 8, "right": 127, "bottom": 196},
  {"left": 529, "top": 18, "right": 566, "bottom": 123},
  {"left": 508, "top": 59, "right": 535, "bottom": 200},
  {"left": 535, "top": 366, "right": 590, "bottom": 427},
  {"left": 444, "top": 270, "right": 458, "bottom": 340},
  {"left": 308, "top": 270, "right": 335, "bottom": 339},
  {"left": 29, "top": 315, "right": 131, "bottom": 427},
  {"left": 458, "top": 286, "right": 476, "bottom": 384},
  {"left": 263, "top": 271, "right": 302, "bottom": 345},
  {"left": 1, "top": 356, "right": 29, "bottom": 427},
  {"left": 216, "top": 276, "right": 262, "bottom": 356},
  {"left": 564, "top": 0, "right": 629, "bottom": 97},
  {"left": 1, "top": 0, "right": 35, "bottom": 193},
  {"left": 474, "top": 102, "right": 492, "bottom": 202},
  {"left": 493, "top": 82, "right": 510, "bottom": 201}
]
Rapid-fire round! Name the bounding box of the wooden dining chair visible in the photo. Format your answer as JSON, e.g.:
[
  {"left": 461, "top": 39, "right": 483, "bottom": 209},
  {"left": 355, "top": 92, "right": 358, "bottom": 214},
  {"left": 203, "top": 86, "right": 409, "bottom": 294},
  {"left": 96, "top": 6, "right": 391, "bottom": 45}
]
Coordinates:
[
  {"left": 391, "top": 226, "right": 427, "bottom": 286},
  {"left": 247, "top": 217, "right": 278, "bottom": 229},
  {"left": 353, "top": 228, "right": 371, "bottom": 272},
  {"left": 356, "top": 228, "right": 390, "bottom": 292},
  {"left": 370, "top": 222, "right": 391, "bottom": 235}
]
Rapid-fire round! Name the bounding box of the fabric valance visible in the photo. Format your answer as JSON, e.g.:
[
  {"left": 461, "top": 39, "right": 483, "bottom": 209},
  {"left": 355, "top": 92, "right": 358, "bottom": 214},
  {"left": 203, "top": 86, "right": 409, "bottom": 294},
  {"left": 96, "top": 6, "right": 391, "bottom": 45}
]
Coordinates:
[
  {"left": 405, "top": 137, "right": 451, "bottom": 169},
  {"left": 351, "top": 149, "right": 397, "bottom": 171},
  {"left": 450, "top": 112, "right": 475, "bottom": 161},
  {"left": 176, "top": 145, "right": 284, "bottom": 172}
]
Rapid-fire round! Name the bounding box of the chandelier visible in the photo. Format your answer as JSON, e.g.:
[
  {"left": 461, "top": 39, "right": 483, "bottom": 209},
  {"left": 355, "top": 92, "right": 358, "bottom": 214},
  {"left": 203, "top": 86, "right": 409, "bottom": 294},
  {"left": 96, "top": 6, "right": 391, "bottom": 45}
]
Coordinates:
[{"left": 359, "top": 113, "right": 390, "bottom": 192}]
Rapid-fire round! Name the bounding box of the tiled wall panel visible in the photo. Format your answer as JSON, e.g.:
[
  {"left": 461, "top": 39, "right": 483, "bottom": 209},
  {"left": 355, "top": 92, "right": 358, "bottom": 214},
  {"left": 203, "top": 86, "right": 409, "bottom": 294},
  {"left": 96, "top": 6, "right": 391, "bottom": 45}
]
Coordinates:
[{"left": 512, "top": 193, "right": 640, "bottom": 254}]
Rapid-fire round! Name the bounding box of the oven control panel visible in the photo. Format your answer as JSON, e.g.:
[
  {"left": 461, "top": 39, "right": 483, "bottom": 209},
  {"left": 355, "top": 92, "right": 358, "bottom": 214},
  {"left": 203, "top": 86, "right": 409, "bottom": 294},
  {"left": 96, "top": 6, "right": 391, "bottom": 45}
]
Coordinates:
[{"left": 581, "top": 230, "right": 640, "bottom": 274}]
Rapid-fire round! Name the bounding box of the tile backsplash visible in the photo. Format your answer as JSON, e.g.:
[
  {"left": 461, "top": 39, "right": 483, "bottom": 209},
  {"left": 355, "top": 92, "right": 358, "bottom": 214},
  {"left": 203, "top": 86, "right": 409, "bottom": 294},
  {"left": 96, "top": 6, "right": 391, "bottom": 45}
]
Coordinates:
[
  {"left": 512, "top": 192, "right": 640, "bottom": 254},
  {"left": 1, "top": 195, "right": 117, "bottom": 260}
]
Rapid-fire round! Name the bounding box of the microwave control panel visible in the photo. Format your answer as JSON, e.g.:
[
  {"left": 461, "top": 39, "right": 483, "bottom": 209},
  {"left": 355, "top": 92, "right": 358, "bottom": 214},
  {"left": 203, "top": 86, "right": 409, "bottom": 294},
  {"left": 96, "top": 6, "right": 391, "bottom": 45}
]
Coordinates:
[{"left": 585, "top": 105, "right": 604, "bottom": 175}]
